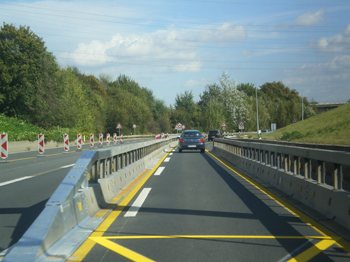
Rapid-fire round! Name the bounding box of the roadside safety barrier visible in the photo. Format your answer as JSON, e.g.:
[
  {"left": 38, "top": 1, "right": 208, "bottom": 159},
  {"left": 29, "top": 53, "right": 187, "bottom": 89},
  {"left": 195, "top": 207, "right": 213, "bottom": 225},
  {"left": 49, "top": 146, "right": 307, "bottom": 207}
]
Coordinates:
[
  {"left": 3, "top": 137, "right": 177, "bottom": 261},
  {"left": 64, "top": 134, "right": 69, "bottom": 152},
  {"left": 120, "top": 134, "right": 124, "bottom": 143},
  {"left": 38, "top": 133, "right": 44, "bottom": 155},
  {"left": 1, "top": 133, "right": 8, "bottom": 160},
  {"left": 213, "top": 138, "right": 350, "bottom": 231},
  {"left": 77, "top": 134, "right": 82, "bottom": 150},
  {"left": 99, "top": 133, "right": 103, "bottom": 147},
  {"left": 106, "top": 133, "right": 110, "bottom": 146}
]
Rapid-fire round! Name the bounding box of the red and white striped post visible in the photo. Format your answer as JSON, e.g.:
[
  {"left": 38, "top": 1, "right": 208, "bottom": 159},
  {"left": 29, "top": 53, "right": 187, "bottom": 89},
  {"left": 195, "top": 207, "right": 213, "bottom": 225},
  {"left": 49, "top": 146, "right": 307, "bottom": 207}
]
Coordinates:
[
  {"left": 99, "top": 133, "right": 103, "bottom": 147},
  {"left": 77, "top": 134, "right": 82, "bottom": 150},
  {"left": 113, "top": 133, "right": 117, "bottom": 144},
  {"left": 155, "top": 134, "right": 160, "bottom": 140},
  {"left": 120, "top": 134, "right": 123, "bottom": 143},
  {"left": 63, "top": 134, "right": 69, "bottom": 152},
  {"left": 161, "top": 133, "right": 164, "bottom": 139},
  {"left": 90, "top": 134, "right": 94, "bottom": 148},
  {"left": 1, "top": 133, "right": 8, "bottom": 161},
  {"left": 38, "top": 133, "right": 44, "bottom": 156},
  {"left": 106, "top": 133, "right": 110, "bottom": 146}
]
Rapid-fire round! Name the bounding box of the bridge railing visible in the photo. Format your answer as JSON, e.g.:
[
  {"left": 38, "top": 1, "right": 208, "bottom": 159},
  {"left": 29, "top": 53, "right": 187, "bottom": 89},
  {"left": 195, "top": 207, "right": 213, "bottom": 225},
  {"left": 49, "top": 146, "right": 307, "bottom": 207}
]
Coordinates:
[
  {"left": 3, "top": 137, "right": 177, "bottom": 262},
  {"left": 213, "top": 138, "right": 350, "bottom": 230}
]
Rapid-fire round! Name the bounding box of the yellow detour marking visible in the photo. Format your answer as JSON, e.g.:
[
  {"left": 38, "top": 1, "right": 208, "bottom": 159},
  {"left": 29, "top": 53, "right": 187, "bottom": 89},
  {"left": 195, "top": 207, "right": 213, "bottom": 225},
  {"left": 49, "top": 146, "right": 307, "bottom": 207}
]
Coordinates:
[
  {"left": 89, "top": 235, "right": 335, "bottom": 261},
  {"left": 90, "top": 237, "right": 155, "bottom": 262},
  {"left": 288, "top": 239, "right": 337, "bottom": 262}
]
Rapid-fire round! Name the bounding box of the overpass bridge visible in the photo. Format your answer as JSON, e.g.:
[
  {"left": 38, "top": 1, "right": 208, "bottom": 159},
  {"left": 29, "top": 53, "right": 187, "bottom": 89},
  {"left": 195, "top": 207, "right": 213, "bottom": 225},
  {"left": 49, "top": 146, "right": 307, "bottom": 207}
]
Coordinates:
[
  {"left": 315, "top": 102, "right": 348, "bottom": 113},
  {"left": 1, "top": 137, "right": 350, "bottom": 261}
]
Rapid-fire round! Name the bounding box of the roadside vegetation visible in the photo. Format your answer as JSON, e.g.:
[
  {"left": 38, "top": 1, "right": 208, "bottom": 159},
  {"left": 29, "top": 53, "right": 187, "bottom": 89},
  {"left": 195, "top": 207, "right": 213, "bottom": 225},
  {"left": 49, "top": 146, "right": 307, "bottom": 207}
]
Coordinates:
[
  {"left": 2, "top": 22, "right": 342, "bottom": 144},
  {"left": 262, "top": 102, "right": 350, "bottom": 145}
]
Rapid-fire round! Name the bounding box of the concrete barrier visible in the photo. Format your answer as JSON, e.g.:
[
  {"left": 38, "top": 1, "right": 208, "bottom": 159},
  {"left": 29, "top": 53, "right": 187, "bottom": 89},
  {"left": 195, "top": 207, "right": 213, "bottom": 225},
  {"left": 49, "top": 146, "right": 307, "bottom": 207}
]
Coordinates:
[
  {"left": 2, "top": 138, "right": 177, "bottom": 262},
  {"left": 212, "top": 138, "right": 350, "bottom": 231}
]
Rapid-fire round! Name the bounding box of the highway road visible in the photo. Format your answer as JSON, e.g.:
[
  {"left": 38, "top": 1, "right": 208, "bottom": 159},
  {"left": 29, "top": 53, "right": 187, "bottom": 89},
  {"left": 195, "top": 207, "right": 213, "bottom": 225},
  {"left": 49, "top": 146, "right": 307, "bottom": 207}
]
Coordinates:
[
  {"left": 1, "top": 140, "right": 350, "bottom": 261},
  {"left": 0, "top": 138, "right": 151, "bottom": 255},
  {"left": 69, "top": 143, "right": 350, "bottom": 262}
]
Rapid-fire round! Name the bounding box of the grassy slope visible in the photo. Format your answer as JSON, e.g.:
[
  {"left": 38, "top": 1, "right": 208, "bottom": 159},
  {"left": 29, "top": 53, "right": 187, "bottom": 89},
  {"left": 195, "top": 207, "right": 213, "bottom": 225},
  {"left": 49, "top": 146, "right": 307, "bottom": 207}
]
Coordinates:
[{"left": 262, "top": 103, "right": 350, "bottom": 145}]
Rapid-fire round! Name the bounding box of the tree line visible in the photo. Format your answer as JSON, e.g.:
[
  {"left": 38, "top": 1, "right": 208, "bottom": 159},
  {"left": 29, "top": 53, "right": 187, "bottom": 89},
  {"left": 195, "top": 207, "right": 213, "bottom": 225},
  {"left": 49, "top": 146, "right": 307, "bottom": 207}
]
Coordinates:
[{"left": 0, "top": 23, "right": 316, "bottom": 138}]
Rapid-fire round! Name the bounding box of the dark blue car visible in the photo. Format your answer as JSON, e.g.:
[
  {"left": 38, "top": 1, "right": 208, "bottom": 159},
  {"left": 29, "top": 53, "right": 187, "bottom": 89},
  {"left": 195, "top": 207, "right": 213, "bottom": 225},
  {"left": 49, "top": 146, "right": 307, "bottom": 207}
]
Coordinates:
[{"left": 178, "top": 130, "right": 205, "bottom": 153}]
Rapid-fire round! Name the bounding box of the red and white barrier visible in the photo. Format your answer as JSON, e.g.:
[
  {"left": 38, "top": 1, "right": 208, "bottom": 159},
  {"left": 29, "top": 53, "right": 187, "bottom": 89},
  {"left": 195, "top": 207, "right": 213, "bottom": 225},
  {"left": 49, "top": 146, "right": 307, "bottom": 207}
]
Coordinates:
[
  {"left": 161, "top": 133, "right": 164, "bottom": 139},
  {"left": 99, "top": 133, "right": 103, "bottom": 147},
  {"left": 90, "top": 134, "right": 94, "bottom": 148},
  {"left": 77, "top": 134, "right": 82, "bottom": 150},
  {"left": 1, "top": 133, "right": 8, "bottom": 160},
  {"left": 120, "top": 134, "right": 123, "bottom": 143},
  {"left": 155, "top": 134, "right": 161, "bottom": 140},
  {"left": 205, "top": 133, "right": 208, "bottom": 141},
  {"left": 63, "top": 134, "right": 69, "bottom": 152},
  {"left": 106, "top": 133, "right": 110, "bottom": 146},
  {"left": 38, "top": 133, "right": 44, "bottom": 155},
  {"left": 113, "top": 133, "right": 117, "bottom": 144}
]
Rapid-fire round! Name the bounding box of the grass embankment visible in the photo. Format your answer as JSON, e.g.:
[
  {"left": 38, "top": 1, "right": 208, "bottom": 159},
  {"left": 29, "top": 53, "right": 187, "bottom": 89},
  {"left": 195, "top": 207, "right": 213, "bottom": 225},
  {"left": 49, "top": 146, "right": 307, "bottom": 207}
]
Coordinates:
[
  {"left": 262, "top": 103, "right": 350, "bottom": 145},
  {"left": 0, "top": 114, "right": 79, "bottom": 142}
]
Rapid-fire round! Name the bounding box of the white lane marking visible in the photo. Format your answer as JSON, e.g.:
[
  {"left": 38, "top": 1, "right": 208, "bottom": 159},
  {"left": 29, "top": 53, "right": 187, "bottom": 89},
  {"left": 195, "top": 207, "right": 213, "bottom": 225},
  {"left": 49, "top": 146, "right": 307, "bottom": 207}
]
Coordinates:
[
  {"left": 164, "top": 157, "right": 170, "bottom": 162},
  {"left": 61, "top": 164, "right": 75, "bottom": 169},
  {"left": 277, "top": 239, "right": 314, "bottom": 262},
  {"left": 124, "top": 188, "right": 152, "bottom": 217},
  {"left": 0, "top": 176, "right": 32, "bottom": 187},
  {"left": 154, "top": 167, "right": 165, "bottom": 176},
  {"left": 169, "top": 153, "right": 173, "bottom": 156}
]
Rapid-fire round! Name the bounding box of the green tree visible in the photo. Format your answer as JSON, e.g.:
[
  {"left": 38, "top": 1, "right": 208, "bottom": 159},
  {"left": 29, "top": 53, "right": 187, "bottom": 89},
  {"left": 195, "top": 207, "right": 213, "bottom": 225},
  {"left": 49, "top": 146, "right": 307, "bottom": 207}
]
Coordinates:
[{"left": 0, "top": 23, "right": 55, "bottom": 119}]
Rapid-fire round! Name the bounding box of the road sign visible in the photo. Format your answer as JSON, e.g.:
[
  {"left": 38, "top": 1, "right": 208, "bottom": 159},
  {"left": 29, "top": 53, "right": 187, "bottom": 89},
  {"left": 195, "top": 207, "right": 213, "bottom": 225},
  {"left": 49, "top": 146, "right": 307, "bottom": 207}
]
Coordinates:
[
  {"left": 293, "top": 117, "right": 298, "bottom": 123},
  {"left": 222, "top": 127, "right": 226, "bottom": 131},
  {"left": 182, "top": 125, "right": 186, "bottom": 130},
  {"left": 176, "top": 123, "right": 183, "bottom": 130},
  {"left": 116, "top": 123, "right": 122, "bottom": 129},
  {"left": 221, "top": 122, "right": 226, "bottom": 127},
  {"left": 132, "top": 124, "right": 137, "bottom": 129},
  {"left": 239, "top": 121, "right": 244, "bottom": 130}
]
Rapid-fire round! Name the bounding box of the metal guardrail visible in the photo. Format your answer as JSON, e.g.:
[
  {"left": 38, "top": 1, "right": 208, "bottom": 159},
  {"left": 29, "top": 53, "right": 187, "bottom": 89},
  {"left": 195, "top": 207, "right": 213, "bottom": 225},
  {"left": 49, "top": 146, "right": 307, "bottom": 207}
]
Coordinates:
[
  {"left": 3, "top": 138, "right": 177, "bottom": 262},
  {"left": 212, "top": 138, "right": 350, "bottom": 230}
]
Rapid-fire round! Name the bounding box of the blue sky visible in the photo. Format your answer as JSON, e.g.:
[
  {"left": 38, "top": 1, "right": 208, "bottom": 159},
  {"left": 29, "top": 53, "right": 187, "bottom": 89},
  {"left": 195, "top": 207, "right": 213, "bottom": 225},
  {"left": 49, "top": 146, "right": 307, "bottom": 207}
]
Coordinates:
[{"left": 1, "top": 0, "right": 350, "bottom": 106}]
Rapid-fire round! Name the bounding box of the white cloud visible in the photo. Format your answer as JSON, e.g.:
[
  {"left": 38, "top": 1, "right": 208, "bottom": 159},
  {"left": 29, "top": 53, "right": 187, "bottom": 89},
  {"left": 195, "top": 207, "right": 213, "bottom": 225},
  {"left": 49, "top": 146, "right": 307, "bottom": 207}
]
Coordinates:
[
  {"left": 184, "top": 80, "right": 199, "bottom": 87},
  {"left": 294, "top": 9, "right": 326, "bottom": 26},
  {"left": 315, "top": 24, "right": 350, "bottom": 52}
]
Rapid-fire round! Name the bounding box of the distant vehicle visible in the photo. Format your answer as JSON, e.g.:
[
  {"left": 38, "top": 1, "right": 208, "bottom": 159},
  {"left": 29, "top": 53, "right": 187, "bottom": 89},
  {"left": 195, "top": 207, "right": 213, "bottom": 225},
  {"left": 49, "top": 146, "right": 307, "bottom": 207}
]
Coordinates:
[
  {"left": 178, "top": 130, "right": 205, "bottom": 153},
  {"left": 208, "top": 130, "right": 221, "bottom": 141},
  {"left": 261, "top": 130, "right": 271, "bottom": 133}
]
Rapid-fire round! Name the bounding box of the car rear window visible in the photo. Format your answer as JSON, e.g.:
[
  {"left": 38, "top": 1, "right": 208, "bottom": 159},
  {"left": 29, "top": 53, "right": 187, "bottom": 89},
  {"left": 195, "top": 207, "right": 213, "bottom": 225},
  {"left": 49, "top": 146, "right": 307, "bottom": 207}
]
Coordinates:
[
  {"left": 209, "top": 131, "right": 219, "bottom": 135},
  {"left": 183, "top": 132, "right": 202, "bottom": 137}
]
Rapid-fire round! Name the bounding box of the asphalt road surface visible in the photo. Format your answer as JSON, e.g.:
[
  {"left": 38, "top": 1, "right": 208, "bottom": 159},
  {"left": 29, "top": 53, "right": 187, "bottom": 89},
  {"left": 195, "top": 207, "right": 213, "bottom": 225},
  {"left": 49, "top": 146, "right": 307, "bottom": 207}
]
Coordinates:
[
  {"left": 68, "top": 143, "right": 350, "bottom": 262},
  {"left": 0, "top": 138, "right": 150, "bottom": 254}
]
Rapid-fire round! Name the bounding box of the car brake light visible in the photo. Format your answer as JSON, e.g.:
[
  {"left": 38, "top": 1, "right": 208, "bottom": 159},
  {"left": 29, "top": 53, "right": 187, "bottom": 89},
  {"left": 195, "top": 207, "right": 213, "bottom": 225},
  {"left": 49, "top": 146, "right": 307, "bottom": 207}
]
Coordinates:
[
  {"left": 200, "top": 138, "right": 204, "bottom": 142},
  {"left": 180, "top": 138, "right": 184, "bottom": 143},
  {"left": 216, "top": 133, "right": 219, "bottom": 136}
]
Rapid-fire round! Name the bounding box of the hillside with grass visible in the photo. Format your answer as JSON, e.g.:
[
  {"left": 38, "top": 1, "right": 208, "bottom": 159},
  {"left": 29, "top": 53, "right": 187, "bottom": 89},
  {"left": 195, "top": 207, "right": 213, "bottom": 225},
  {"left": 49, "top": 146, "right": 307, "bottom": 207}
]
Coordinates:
[{"left": 262, "top": 103, "right": 350, "bottom": 145}]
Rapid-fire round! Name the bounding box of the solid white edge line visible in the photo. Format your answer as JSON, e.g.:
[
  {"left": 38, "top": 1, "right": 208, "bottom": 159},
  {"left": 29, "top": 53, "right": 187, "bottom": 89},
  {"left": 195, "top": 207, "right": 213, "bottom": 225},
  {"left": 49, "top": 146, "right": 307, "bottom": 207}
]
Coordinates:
[
  {"left": 154, "top": 167, "right": 166, "bottom": 176},
  {"left": 124, "top": 188, "right": 152, "bottom": 217},
  {"left": 0, "top": 176, "right": 32, "bottom": 187},
  {"left": 61, "top": 164, "right": 75, "bottom": 169}
]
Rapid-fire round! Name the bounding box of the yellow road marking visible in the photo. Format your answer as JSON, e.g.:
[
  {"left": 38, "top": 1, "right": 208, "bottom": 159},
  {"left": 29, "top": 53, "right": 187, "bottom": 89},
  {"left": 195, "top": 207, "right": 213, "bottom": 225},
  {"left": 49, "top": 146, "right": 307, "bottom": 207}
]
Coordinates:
[
  {"left": 102, "top": 235, "right": 331, "bottom": 240},
  {"left": 288, "top": 239, "right": 337, "bottom": 262},
  {"left": 206, "top": 151, "right": 350, "bottom": 256},
  {"left": 90, "top": 237, "right": 155, "bottom": 262},
  {"left": 68, "top": 145, "right": 177, "bottom": 261}
]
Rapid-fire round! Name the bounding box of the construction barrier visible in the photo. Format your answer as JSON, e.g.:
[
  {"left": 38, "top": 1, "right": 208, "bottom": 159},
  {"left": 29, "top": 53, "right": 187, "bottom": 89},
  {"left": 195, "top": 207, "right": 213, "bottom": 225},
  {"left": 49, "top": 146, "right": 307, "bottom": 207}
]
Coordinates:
[
  {"left": 113, "top": 133, "right": 117, "bottom": 144},
  {"left": 120, "top": 134, "right": 124, "bottom": 143},
  {"left": 161, "top": 133, "right": 164, "bottom": 139},
  {"left": 63, "top": 134, "right": 69, "bottom": 152},
  {"left": 38, "top": 133, "right": 44, "bottom": 155},
  {"left": 106, "top": 133, "right": 110, "bottom": 146},
  {"left": 155, "top": 134, "right": 161, "bottom": 140},
  {"left": 99, "top": 133, "right": 103, "bottom": 147},
  {"left": 77, "top": 134, "right": 82, "bottom": 150},
  {"left": 204, "top": 133, "right": 208, "bottom": 141},
  {"left": 90, "top": 134, "right": 94, "bottom": 148},
  {"left": 1, "top": 133, "right": 8, "bottom": 159}
]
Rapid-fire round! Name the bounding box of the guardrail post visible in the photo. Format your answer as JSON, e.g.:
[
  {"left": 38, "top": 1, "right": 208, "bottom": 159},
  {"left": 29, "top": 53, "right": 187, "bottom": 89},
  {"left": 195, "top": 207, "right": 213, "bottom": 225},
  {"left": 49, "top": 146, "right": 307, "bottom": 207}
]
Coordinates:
[
  {"left": 304, "top": 158, "right": 312, "bottom": 180},
  {"left": 293, "top": 156, "right": 300, "bottom": 176},
  {"left": 333, "top": 164, "right": 343, "bottom": 190},
  {"left": 284, "top": 154, "right": 290, "bottom": 172},
  {"left": 317, "top": 161, "right": 326, "bottom": 184}
]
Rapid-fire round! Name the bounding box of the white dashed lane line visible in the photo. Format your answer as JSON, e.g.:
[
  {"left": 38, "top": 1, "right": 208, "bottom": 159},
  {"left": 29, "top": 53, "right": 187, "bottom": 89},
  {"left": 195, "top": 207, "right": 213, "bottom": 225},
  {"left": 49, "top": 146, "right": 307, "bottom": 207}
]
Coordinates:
[
  {"left": 124, "top": 188, "right": 152, "bottom": 217},
  {"left": 0, "top": 176, "right": 32, "bottom": 187},
  {"left": 164, "top": 157, "right": 170, "bottom": 162},
  {"left": 154, "top": 167, "right": 165, "bottom": 176}
]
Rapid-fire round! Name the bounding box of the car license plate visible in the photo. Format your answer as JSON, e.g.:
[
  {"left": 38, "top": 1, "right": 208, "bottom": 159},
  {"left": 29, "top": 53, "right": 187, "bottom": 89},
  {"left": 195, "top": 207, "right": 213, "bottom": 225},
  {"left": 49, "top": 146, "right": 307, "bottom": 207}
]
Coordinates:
[{"left": 188, "top": 145, "right": 196, "bottom": 148}]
